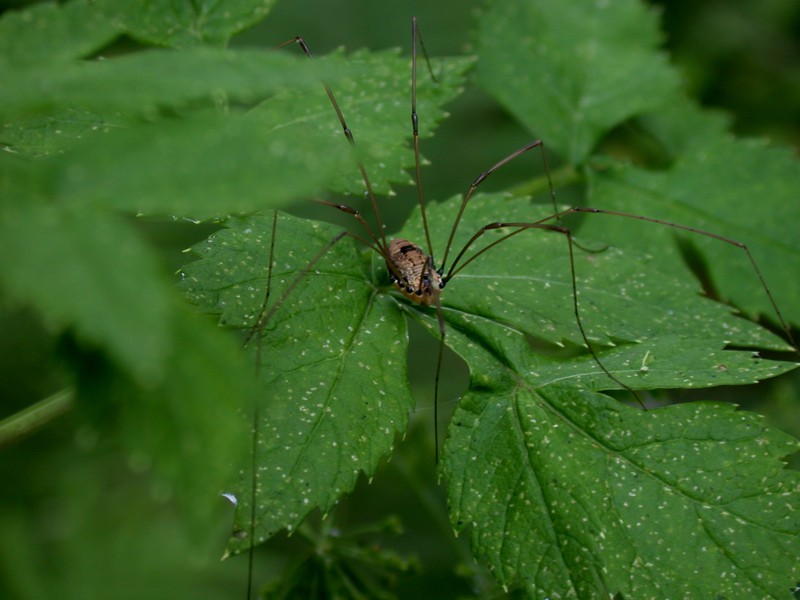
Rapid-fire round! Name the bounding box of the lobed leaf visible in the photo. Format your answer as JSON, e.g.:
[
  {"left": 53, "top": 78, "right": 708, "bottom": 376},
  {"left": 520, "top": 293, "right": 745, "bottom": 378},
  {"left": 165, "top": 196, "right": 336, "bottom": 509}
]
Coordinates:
[
  {"left": 181, "top": 213, "right": 414, "bottom": 554},
  {"left": 444, "top": 377, "right": 800, "bottom": 598}
]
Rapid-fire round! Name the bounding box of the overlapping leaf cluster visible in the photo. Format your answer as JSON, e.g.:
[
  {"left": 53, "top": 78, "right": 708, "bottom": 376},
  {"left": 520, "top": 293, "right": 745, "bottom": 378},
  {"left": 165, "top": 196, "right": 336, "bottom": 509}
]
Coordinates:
[{"left": 2, "top": 0, "right": 799, "bottom": 598}]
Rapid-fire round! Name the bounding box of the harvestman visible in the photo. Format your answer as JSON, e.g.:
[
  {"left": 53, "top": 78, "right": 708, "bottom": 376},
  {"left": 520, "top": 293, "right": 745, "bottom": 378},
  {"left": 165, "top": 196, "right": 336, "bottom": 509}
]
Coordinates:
[
  {"left": 247, "top": 16, "right": 797, "bottom": 447},
  {"left": 238, "top": 16, "right": 799, "bottom": 597}
]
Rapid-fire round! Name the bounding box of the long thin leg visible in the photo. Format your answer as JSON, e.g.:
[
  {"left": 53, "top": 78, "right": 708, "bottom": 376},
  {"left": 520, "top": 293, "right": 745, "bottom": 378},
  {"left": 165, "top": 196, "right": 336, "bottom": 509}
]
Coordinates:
[
  {"left": 312, "top": 199, "right": 388, "bottom": 261},
  {"left": 411, "top": 16, "right": 439, "bottom": 259},
  {"left": 408, "top": 16, "right": 451, "bottom": 463},
  {"left": 277, "top": 37, "right": 389, "bottom": 255},
  {"left": 245, "top": 211, "right": 278, "bottom": 360},
  {"left": 284, "top": 19, "right": 447, "bottom": 462},
  {"left": 245, "top": 210, "right": 278, "bottom": 600},
  {"left": 432, "top": 297, "right": 446, "bottom": 463},
  {"left": 243, "top": 217, "right": 351, "bottom": 600},
  {"left": 440, "top": 140, "right": 556, "bottom": 271}
]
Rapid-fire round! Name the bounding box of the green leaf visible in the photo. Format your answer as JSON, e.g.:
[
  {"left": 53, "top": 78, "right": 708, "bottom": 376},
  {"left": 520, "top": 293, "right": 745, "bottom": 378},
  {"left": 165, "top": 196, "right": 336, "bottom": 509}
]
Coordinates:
[
  {"left": 475, "top": 0, "right": 680, "bottom": 163},
  {"left": 53, "top": 111, "right": 357, "bottom": 219},
  {"left": 444, "top": 381, "right": 800, "bottom": 598},
  {"left": 94, "top": 0, "right": 276, "bottom": 48}
]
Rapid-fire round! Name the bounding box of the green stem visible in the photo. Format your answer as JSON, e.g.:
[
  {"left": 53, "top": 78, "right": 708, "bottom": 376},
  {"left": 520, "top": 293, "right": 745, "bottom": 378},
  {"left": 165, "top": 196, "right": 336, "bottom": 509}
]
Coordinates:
[{"left": 0, "top": 388, "right": 74, "bottom": 448}]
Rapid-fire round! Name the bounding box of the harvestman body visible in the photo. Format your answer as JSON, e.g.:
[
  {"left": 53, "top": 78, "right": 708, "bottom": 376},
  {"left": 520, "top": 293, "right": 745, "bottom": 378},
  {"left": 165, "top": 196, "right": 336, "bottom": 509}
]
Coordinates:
[{"left": 388, "top": 239, "right": 443, "bottom": 305}]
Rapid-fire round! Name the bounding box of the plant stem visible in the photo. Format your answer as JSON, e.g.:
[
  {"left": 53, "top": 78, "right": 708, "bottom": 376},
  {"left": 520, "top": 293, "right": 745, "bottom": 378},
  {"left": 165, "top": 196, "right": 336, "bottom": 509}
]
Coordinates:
[{"left": 0, "top": 388, "right": 74, "bottom": 448}]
